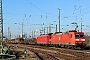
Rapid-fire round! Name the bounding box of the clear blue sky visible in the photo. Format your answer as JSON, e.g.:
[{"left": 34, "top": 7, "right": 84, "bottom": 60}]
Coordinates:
[{"left": 2, "top": 0, "right": 90, "bottom": 38}]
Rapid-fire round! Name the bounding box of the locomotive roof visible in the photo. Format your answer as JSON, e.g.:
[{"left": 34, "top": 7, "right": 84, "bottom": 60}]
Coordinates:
[
  {"left": 69, "top": 30, "right": 77, "bottom": 32},
  {"left": 39, "top": 33, "right": 53, "bottom": 36},
  {"left": 53, "top": 30, "right": 84, "bottom": 35},
  {"left": 47, "top": 33, "right": 53, "bottom": 35}
]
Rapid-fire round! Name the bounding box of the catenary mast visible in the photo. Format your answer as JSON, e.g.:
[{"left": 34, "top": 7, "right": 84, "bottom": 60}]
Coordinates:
[{"left": 0, "top": 0, "right": 3, "bottom": 45}]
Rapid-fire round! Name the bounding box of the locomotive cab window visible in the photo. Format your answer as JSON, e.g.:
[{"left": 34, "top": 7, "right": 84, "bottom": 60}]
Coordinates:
[
  {"left": 75, "top": 34, "right": 84, "bottom": 38},
  {"left": 75, "top": 34, "right": 79, "bottom": 39},
  {"left": 80, "top": 34, "right": 84, "bottom": 38}
]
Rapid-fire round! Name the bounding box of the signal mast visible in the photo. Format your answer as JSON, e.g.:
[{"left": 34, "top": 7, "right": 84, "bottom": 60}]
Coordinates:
[
  {"left": 0, "top": 0, "right": 3, "bottom": 46},
  {"left": 0, "top": 0, "right": 5, "bottom": 55}
]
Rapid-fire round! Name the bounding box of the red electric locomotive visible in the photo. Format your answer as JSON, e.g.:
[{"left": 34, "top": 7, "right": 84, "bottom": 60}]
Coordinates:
[
  {"left": 36, "top": 33, "right": 53, "bottom": 45},
  {"left": 50, "top": 30, "right": 86, "bottom": 48},
  {"left": 36, "top": 30, "right": 86, "bottom": 48}
]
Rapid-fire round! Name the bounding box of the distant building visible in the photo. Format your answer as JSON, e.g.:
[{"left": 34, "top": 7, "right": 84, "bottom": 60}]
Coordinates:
[{"left": 19, "top": 33, "right": 27, "bottom": 39}]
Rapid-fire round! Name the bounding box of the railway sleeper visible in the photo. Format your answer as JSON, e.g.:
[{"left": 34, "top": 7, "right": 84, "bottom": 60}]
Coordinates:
[
  {"left": 40, "top": 52, "right": 60, "bottom": 60},
  {"left": 31, "top": 50, "right": 44, "bottom": 60},
  {"left": 47, "top": 54, "right": 60, "bottom": 60}
]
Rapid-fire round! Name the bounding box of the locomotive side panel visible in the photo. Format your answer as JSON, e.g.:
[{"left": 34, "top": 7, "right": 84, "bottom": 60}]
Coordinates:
[
  {"left": 51, "top": 34, "right": 62, "bottom": 44},
  {"left": 51, "top": 33, "right": 71, "bottom": 45},
  {"left": 69, "top": 32, "right": 76, "bottom": 45},
  {"left": 60, "top": 34, "right": 70, "bottom": 45}
]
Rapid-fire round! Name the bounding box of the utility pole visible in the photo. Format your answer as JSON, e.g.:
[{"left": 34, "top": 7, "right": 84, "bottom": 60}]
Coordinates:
[
  {"left": 49, "top": 23, "right": 51, "bottom": 33},
  {"left": 22, "top": 22, "right": 23, "bottom": 39},
  {"left": 44, "top": 27, "right": 45, "bottom": 34},
  {"left": 8, "top": 27, "right": 10, "bottom": 40},
  {"left": 39, "top": 27, "right": 41, "bottom": 35},
  {"left": 81, "top": 18, "right": 82, "bottom": 32},
  {"left": 42, "top": 27, "right": 43, "bottom": 34},
  {"left": 34, "top": 31, "right": 35, "bottom": 38},
  {"left": 0, "top": 0, "right": 3, "bottom": 47},
  {"left": 80, "top": 6, "right": 83, "bottom": 32},
  {"left": 0, "top": 0, "right": 3, "bottom": 54},
  {"left": 47, "top": 27, "right": 48, "bottom": 34},
  {"left": 53, "top": 21, "right": 57, "bottom": 32},
  {"left": 10, "top": 31, "right": 11, "bottom": 40},
  {"left": 15, "top": 22, "right": 24, "bottom": 39},
  {"left": 32, "top": 31, "right": 33, "bottom": 40},
  {"left": 56, "top": 24, "right": 57, "bottom": 32},
  {"left": 58, "top": 8, "right": 61, "bottom": 32}
]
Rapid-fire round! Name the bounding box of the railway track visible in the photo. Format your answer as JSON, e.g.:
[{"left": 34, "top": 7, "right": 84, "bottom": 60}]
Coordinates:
[
  {"left": 7, "top": 44, "right": 61, "bottom": 60},
  {"left": 23, "top": 45, "right": 62, "bottom": 60},
  {"left": 30, "top": 49, "right": 61, "bottom": 60},
  {"left": 6, "top": 43, "right": 90, "bottom": 60},
  {"left": 32, "top": 51, "right": 59, "bottom": 60}
]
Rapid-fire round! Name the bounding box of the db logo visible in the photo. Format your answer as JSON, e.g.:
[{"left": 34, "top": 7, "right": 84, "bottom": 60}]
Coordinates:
[{"left": 59, "top": 37, "right": 61, "bottom": 40}]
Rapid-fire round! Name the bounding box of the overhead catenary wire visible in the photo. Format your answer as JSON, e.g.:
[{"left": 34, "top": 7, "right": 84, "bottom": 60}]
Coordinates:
[
  {"left": 73, "top": 5, "right": 82, "bottom": 14},
  {"left": 26, "top": 0, "right": 57, "bottom": 16}
]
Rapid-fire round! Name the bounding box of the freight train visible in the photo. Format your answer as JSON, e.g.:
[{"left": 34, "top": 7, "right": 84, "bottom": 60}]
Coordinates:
[
  {"left": 6, "top": 30, "right": 86, "bottom": 49},
  {"left": 36, "top": 30, "right": 86, "bottom": 49}
]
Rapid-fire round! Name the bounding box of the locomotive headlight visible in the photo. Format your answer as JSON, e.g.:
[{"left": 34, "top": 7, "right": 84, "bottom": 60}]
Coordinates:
[
  {"left": 76, "top": 39, "right": 79, "bottom": 41},
  {"left": 81, "top": 39, "right": 85, "bottom": 41}
]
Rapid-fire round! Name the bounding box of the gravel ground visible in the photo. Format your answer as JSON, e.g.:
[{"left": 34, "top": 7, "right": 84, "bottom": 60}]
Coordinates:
[{"left": 11, "top": 45, "right": 38, "bottom": 60}]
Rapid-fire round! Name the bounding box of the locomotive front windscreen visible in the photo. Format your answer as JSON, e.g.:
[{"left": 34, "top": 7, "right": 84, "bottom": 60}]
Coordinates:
[{"left": 75, "top": 34, "right": 84, "bottom": 38}]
